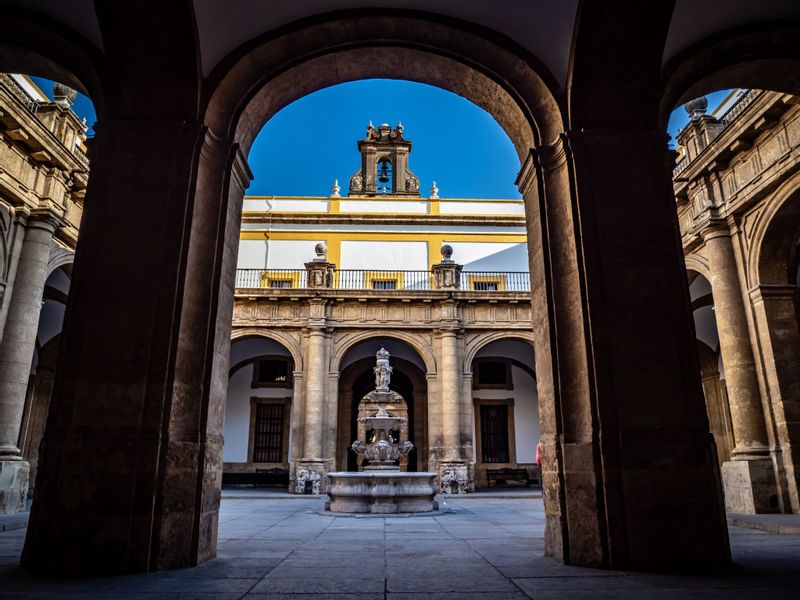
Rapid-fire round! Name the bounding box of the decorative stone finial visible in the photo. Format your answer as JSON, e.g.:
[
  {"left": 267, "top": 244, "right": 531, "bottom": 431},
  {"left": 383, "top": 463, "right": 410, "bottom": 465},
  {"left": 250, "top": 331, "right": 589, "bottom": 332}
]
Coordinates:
[
  {"left": 331, "top": 179, "right": 341, "bottom": 198},
  {"left": 53, "top": 82, "right": 77, "bottom": 107},
  {"left": 440, "top": 244, "right": 453, "bottom": 263},
  {"left": 397, "top": 121, "right": 404, "bottom": 134},
  {"left": 430, "top": 181, "right": 439, "bottom": 199},
  {"left": 314, "top": 242, "right": 327, "bottom": 261},
  {"left": 684, "top": 96, "right": 708, "bottom": 121}
]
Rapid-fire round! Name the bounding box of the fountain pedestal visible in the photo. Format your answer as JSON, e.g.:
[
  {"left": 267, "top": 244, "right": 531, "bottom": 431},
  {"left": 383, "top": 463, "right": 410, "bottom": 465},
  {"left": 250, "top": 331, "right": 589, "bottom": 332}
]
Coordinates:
[{"left": 327, "top": 348, "right": 438, "bottom": 514}]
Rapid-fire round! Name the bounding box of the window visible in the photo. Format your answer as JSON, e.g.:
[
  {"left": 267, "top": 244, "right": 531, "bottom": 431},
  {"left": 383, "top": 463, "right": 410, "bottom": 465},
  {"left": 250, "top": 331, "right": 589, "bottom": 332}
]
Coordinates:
[
  {"left": 474, "top": 359, "right": 512, "bottom": 389},
  {"left": 253, "top": 358, "right": 292, "bottom": 387},
  {"left": 269, "top": 279, "right": 292, "bottom": 288},
  {"left": 480, "top": 404, "right": 510, "bottom": 463},
  {"left": 372, "top": 279, "right": 397, "bottom": 290},
  {"left": 253, "top": 403, "right": 284, "bottom": 462},
  {"left": 467, "top": 274, "right": 506, "bottom": 291}
]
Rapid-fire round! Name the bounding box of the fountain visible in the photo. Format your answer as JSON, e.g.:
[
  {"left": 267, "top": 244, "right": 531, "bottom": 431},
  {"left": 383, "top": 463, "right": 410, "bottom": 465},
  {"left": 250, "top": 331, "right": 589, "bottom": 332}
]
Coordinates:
[{"left": 326, "top": 348, "right": 438, "bottom": 513}]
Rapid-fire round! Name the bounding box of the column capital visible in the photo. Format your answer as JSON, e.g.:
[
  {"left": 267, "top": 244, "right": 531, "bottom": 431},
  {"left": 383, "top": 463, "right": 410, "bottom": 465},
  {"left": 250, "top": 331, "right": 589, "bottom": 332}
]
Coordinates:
[{"left": 699, "top": 218, "right": 733, "bottom": 242}]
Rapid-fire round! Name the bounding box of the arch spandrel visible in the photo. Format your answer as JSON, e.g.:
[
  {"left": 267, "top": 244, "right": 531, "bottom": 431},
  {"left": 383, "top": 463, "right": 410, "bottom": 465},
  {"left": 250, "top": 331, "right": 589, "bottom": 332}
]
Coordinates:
[
  {"left": 330, "top": 330, "right": 436, "bottom": 375},
  {"left": 230, "top": 328, "right": 303, "bottom": 372}
]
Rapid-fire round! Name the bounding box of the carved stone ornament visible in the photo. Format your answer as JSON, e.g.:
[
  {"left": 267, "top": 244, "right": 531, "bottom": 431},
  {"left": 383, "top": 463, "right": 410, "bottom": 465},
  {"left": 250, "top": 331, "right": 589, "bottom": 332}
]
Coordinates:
[
  {"left": 349, "top": 172, "right": 364, "bottom": 193},
  {"left": 296, "top": 469, "right": 321, "bottom": 494},
  {"left": 405, "top": 175, "right": 420, "bottom": 192},
  {"left": 374, "top": 347, "right": 392, "bottom": 391},
  {"left": 439, "top": 463, "right": 469, "bottom": 494}
]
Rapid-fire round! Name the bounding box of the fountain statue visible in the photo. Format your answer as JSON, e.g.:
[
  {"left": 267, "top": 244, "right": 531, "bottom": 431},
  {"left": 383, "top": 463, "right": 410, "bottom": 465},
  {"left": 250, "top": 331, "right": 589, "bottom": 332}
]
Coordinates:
[{"left": 326, "top": 348, "right": 438, "bottom": 513}]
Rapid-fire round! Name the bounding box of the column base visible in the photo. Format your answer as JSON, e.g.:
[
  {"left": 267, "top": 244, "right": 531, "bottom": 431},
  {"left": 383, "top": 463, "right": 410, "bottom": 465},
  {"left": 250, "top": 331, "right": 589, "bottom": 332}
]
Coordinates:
[
  {"left": 0, "top": 459, "right": 29, "bottom": 515},
  {"left": 295, "top": 459, "right": 327, "bottom": 494},
  {"left": 722, "top": 459, "right": 779, "bottom": 513},
  {"left": 438, "top": 460, "right": 469, "bottom": 494}
]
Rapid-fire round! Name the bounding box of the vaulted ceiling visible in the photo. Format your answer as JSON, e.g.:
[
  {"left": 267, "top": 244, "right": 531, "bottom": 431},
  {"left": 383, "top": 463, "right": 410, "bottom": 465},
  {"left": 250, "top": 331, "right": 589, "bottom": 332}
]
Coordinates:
[{"left": 5, "top": 0, "right": 800, "bottom": 86}]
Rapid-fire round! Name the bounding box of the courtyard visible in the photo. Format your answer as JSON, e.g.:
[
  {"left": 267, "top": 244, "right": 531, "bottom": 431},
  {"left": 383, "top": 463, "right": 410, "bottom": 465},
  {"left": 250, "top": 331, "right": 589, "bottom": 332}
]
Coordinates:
[{"left": 0, "top": 496, "right": 799, "bottom": 599}]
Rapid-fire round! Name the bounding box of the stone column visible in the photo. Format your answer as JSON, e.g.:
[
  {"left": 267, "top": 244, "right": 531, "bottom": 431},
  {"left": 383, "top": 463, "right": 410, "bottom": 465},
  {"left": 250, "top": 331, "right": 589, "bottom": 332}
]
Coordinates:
[
  {"left": 0, "top": 209, "right": 60, "bottom": 515},
  {"left": 437, "top": 328, "right": 468, "bottom": 493},
  {"left": 297, "top": 306, "right": 328, "bottom": 492},
  {"left": 0, "top": 211, "right": 29, "bottom": 342},
  {"left": 22, "top": 119, "right": 249, "bottom": 575},
  {"left": 704, "top": 226, "right": 778, "bottom": 513}
]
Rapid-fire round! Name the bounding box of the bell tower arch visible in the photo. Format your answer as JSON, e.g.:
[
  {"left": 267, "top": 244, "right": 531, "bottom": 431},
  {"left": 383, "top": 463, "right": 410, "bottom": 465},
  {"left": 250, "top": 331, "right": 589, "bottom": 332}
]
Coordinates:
[{"left": 349, "top": 122, "right": 420, "bottom": 197}]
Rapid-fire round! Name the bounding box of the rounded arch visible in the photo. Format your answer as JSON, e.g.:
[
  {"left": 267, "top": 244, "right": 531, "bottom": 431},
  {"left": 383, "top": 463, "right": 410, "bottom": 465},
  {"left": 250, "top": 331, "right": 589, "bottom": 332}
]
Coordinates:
[
  {"left": 230, "top": 328, "right": 303, "bottom": 371},
  {"left": 685, "top": 255, "right": 711, "bottom": 281},
  {"left": 660, "top": 21, "right": 800, "bottom": 128},
  {"left": 203, "top": 11, "right": 564, "bottom": 160},
  {"left": 464, "top": 331, "right": 536, "bottom": 369},
  {"left": 0, "top": 5, "right": 105, "bottom": 113},
  {"left": 748, "top": 170, "right": 800, "bottom": 286},
  {"left": 330, "top": 330, "right": 436, "bottom": 375},
  {"left": 46, "top": 247, "right": 74, "bottom": 277}
]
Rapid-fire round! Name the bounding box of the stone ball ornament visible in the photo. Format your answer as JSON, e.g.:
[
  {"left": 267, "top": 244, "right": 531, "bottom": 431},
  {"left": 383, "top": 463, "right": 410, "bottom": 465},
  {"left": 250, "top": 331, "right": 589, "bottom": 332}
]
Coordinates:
[
  {"left": 684, "top": 96, "right": 708, "bottom": 120},
  {"left": 440, "top": 244, "right": 454, "bottom": 262},
  {"left": 314, "top": 242, "right": 327, "bottom": 259}
]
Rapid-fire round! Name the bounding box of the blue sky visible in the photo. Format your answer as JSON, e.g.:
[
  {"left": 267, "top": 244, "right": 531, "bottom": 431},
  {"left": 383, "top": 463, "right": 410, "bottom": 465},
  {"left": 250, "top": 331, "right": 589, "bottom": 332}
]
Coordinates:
[{"left": 30, "top": 76, "right": 731, "bottom": 198}]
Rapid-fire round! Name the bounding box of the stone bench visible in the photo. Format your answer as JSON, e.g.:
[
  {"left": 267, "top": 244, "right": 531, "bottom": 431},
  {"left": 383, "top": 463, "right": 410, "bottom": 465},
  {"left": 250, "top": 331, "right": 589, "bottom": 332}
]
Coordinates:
[{"left": 486, "top": 467, "right": 536, "bottom": 488}]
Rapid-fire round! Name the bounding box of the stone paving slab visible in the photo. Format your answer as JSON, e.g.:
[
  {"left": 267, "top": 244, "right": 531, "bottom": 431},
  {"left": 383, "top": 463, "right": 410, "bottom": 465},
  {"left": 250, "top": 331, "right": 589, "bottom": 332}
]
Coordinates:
[{"left": 0, "top": 497, "right": 800, "bottom": 598}]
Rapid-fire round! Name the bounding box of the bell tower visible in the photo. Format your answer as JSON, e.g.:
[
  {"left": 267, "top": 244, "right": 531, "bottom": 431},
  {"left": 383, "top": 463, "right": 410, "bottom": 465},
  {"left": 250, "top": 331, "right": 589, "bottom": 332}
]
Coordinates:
[{"left": 348, "top": 121, "right": 420, "bottom": 197}]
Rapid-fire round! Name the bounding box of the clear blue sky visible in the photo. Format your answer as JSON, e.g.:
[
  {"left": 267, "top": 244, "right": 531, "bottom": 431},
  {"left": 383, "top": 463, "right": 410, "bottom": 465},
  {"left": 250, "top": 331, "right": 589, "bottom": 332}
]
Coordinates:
[
  {"left": 30, "top": 76, "right": 732, "bottom": 196},
  {"left": 246, "top": 80, "right": 522, "bottom": 198}
]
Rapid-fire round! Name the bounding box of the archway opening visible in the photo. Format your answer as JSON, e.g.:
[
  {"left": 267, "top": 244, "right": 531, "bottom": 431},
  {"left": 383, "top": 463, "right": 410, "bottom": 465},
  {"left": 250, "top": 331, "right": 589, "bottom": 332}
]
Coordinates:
[
  {"left": 468, "top": 338, "right": 537, "bottom": 490},
  {"left": 223, "top": 336, "right": 297, "bottom": 488},
  {"left": 337, "top": 337, "right": 429, "bottom": 474}
]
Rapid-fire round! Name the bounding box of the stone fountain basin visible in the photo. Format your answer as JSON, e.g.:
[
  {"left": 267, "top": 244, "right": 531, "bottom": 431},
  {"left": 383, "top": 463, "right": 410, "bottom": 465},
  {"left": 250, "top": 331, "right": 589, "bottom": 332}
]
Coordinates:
[
  {"left": 327, "top": 471, "right": 437, "bottom": 514},
  {"left": 359, "top": 416, "right": 407, "bottom": 430}
]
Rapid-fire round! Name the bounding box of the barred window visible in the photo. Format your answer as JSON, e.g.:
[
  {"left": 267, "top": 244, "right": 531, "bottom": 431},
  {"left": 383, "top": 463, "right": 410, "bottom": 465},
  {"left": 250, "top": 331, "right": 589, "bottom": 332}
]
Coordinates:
[
  {"left": 473, "top": 281, "right": 499, "bottom": 291},
  {"left": 480, "top": 404, "right": 510, "bottom": 463},
  {"left": 372, "top": 280, "right": 397, "bottom": 290},
  {"left": 253, "top": 403, "right": 284, "bottom": 463},
  {"left": 269, "top": 279, "right": 292, "bottom": 288}
]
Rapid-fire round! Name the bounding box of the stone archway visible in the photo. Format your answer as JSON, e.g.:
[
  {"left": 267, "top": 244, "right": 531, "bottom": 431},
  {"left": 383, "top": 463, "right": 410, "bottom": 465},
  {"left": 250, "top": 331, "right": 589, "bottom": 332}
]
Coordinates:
[{"left": 337, "top": 355, "right": 428, "bottom": 473}]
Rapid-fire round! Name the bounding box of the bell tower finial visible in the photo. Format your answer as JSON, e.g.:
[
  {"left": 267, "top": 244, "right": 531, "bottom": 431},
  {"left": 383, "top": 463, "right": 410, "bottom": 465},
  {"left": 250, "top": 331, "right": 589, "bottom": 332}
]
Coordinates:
[{"left": 348, "top": 121, "right": 420, "bottom": 198}]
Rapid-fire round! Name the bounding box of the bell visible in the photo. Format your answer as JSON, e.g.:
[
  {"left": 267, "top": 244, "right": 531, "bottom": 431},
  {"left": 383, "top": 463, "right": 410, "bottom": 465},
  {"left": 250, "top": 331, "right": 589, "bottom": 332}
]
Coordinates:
[{"left": 378, "top": 161, "right": 390, "bottom": 184}]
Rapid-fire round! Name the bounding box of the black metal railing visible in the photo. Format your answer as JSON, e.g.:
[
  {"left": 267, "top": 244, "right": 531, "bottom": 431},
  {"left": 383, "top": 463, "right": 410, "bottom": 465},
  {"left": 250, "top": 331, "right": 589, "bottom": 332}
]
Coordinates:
[
  {"left": 235, "top": 269, "right": 531, "bottom": 292},
  {"left": 335, "top": 270, "right": 432, "bottom": 290},
  {"left": 460, "top": 271, "right": 531, "bottom": 292},
  {"left": 236, "top": 269, "right": 307, "bottom": 289}
]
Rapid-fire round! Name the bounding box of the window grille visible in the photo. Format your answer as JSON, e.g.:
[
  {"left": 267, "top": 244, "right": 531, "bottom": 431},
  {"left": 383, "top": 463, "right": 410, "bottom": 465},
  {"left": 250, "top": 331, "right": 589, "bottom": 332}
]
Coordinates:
[
  {"left": 480, "top": 404, "right": 510, "bottom": 463},
  {"left": 253, "top": 403, "right": 284, "bottom": 463}
]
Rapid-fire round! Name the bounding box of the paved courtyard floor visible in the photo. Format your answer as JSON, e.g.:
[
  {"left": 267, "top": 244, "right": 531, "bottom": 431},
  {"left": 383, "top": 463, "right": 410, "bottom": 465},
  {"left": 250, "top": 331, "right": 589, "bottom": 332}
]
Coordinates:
[{"left": 1, "top": 497, "right": 799, "bottom": 599}]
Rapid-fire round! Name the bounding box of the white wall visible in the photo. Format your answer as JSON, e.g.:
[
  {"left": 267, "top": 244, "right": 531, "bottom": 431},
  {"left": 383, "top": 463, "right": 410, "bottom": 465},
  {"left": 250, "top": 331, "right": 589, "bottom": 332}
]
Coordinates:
[
  {"left": 448, "top": 242, "right": 529, "bottom": 271},
  {"left": 440, "top": 201, "right": 524, "bottom": 216},
  {"left": 340, "top": 338, "right": 427, "bottom": 373},
  {"left": 340, "top": 241, "right": 428, "bottom": 270},
  {"left": 237, "top": 239, "right": 324, "bottom": 269},
  {"left": 341, "top": 200, "right": 427, "bottom": 213},
  {"left": 223, "top": 364, "right": 293, "bottom": 463},
  {"left": 472, "top": 339, "right": 538, "bottom": 463}
]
